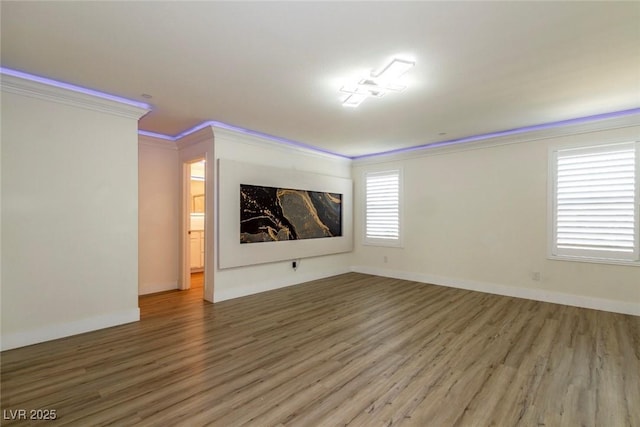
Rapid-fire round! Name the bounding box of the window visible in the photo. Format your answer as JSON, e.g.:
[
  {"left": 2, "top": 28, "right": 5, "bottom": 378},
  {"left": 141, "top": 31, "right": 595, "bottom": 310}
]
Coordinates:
[
  {"left": 364, "top": 169, "right": 402, "bottom": 246},
  {"left": 550, "top": 141, "right": 639, "bottom": 264}
]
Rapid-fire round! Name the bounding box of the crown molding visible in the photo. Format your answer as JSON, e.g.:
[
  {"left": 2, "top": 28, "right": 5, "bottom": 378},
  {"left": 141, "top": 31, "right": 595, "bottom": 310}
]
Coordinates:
[
  {"left": 353, "top": 111, "right": 640, "bottom": 165},
  {"left": 1, "top": 74, "right": 149, "bottom": 120},
  {"left": 138, "top": 134, "right": 178, "bottom": 150},
  {"left": 212, "top": 126, "right": 352, "bottom": 164},
  {"left": 175, "top": 125, "right": 215, "bottom": 150}
]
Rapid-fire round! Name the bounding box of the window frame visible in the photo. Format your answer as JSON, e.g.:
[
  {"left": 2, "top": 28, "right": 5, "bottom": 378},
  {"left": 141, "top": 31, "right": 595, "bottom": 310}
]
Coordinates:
[
  {"left": 548, "top": 140, "right": 640, "bottom": 266},
  {"left": 363, "top": 168, "right": 403, "bottom": 247}
]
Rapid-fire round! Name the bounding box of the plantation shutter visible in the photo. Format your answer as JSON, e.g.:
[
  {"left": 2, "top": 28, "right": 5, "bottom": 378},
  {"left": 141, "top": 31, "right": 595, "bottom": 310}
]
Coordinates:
[
  {"left": 553, "top": 142, "right": 638, "bottom": 261},
  {"left": 365, "top": 170, "right": 400, "bottom": 243}
]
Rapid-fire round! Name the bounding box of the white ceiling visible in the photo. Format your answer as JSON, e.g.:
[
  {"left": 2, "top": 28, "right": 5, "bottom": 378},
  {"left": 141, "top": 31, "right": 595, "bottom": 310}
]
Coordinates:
[{"left": 2, "top": 1, "right": 639, "bottom": 158}]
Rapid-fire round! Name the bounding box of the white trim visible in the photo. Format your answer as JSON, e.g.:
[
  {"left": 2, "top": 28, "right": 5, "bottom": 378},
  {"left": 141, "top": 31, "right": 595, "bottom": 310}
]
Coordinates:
[
  {"left": 547, "top": 254, "right": 640, "bottom": 267},
  {"left": 547, "top": 140, "right": 640, "bottom": 264},
  {"left": 353, "top": 113, "right": 640, "bottom": 166},
  {"left": 214, "top": 266, "right": 351, "bottom": 302},
  {"left": 139, "top": 282, "right": 179, "bottom": 295},
  {"left": 176, "top": 127, "right": 215, "bottom": 302},
  {"left": 0, "top": 74, "right": 149, "bottom": 120},
  {"left": 0, "top": 308, "right": 140, "bottom": 351},
  {"left": 139, "top": 135, "right": 178, "bottom": 150},
  {"left": 350, "top": 265, "right": 640, "bottom": 316},
  {"left": 213, "top": 127, "right": 352, "bottom": 164},
  {"left": 177, "top": 126, "right": 215, "bottom": 150},
  {"left": 363, "top": 168, "right": 403, "bottom": 247}
]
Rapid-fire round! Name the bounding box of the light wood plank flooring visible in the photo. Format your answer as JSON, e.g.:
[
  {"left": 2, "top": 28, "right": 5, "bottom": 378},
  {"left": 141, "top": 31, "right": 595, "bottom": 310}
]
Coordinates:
[{"left": 2, "top": 273, "right": 639, "bottom": 426}]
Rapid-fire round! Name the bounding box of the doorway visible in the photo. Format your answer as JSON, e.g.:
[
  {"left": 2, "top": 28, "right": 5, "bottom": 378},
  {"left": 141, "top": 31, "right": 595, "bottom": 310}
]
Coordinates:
[{"left": 182, "top": 159, "right": 206, "bottom": 292}]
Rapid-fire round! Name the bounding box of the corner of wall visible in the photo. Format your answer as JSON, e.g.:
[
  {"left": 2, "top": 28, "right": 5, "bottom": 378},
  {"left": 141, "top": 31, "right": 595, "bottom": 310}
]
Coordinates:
[
  {"left": 1, "top": 309, "right": 140, "bottom": 351},
  {"left": 350, "top": 265, "right": 640, "bottom": 316}
]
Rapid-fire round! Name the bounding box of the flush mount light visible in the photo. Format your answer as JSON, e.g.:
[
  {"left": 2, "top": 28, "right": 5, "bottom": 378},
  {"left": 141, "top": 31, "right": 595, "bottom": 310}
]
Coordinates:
[
  {"left": 343, "top": 92, "right": 368, "bottom": 108},
  {"left": 340, "top": 57, "right": 414, "bottom": 107},
  {"left": 358, "top": 79, "right": 406, "bottom": 93},
  {"left": 340, "top": 83, "right": 386, "bottom": 99},
  {"left": 371, "top": 58, "right": 415, "bottom": 81}
]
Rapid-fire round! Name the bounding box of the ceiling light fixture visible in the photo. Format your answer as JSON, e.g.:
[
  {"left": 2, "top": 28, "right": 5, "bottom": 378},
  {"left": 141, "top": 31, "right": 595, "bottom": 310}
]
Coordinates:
[
  {"left": 340, "top": 57, "right": 415, "bottom": 108},
  {"left": 372, "top": 58, "right": 415, "bottom": 81},
  {"left": 343, "top": 93, "right": 368, "bottom": 108}
]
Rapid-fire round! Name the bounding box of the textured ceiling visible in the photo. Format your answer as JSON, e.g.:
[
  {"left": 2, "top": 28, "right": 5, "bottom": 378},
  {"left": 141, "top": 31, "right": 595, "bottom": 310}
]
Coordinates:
[{"left": 2, "top": 1, "right": 639, "bottom": 157}]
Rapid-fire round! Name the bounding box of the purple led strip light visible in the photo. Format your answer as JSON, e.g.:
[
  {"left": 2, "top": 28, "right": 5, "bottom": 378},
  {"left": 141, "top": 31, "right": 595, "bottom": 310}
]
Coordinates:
[
  {"left": 4, "top": 67, "right": 637, "bottom": 160},
  {"left": 140, "top": 120, "right": 352, "bottom": 159},
  {"left": 1, "top": 67, "right": 152, "bottom": 110},
  {"left": 142, "top": 108, "right": 640, "bottom": 160},
  {"left": 353, "top": 107, "right": 640, "bottom": 160}
]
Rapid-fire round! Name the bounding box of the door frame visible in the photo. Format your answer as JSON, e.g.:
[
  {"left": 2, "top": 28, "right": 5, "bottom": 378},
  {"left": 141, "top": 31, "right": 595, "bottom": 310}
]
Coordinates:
[
  {"left": 177, "top": 127, "right": 215, "bottom": 302},
  {"left": 180, "top": 159, "right": 206, "bottom": 290}
]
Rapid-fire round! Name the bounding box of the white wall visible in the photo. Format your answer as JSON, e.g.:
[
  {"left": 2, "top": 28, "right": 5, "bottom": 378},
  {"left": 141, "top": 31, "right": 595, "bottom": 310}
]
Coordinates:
[
  {"left": 138, "top": 137, "right": 180, "bottom": 295},
  {"left": 352, "top": 124, "right": 640, "bottom": 315},
  {"left": 139, "top": 126, "right": 353, "bottom": 302},
  {"left": 212, "top": 127, "right": 353, "bottom": 301},
  {"left": 217, "top": 159, "right": 353, "bottom": 269},
  {"left": 1, "top": 78, "right": 147, "bottom": 350}
]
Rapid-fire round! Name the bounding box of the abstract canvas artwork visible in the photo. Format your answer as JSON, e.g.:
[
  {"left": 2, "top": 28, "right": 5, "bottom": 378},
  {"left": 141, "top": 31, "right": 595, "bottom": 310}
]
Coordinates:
[{"left": 240, "top": 184, "right": 342, "bottom": 243}]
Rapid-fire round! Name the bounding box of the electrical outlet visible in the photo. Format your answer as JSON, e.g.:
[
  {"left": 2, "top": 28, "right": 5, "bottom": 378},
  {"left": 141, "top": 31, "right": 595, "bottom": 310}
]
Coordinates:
[
  {"left": 383, "top": 256, "right": 388, "bottom": 263},
  {"left": 532, "top": 271, "right": 541, "bottom": 281},
  {"left": 292, "top": 260, "right": 297, "bottom": 270}
]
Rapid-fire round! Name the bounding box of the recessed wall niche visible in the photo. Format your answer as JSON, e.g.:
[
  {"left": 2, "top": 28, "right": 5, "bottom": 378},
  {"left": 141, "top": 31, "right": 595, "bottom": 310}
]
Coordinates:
[{"left": 218, "top": 159, "right": 353, "bottom": 269}]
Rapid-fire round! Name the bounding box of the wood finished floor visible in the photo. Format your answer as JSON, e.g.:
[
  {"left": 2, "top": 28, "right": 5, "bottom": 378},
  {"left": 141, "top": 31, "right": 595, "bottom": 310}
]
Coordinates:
[{"left": 1, "top": 273, "right": 639, "bottom": 426}]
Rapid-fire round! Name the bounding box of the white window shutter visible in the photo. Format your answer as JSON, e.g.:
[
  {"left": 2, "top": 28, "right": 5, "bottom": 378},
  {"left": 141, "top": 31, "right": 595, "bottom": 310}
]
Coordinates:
[
  {"left": 553, "top": 142, "right": 638, "bottom": 261},
  {"left": 365, "top": 170, "right": 401, "bottom": 244}
]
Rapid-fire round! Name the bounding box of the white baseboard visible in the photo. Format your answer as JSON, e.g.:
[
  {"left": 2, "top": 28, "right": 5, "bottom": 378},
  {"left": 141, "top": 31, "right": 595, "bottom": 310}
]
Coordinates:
[
  {"left": 1, "top": 308, "right": 140, "bottom": 351},
  {"left": 138, "top": 281, "right": 178, "bottom": 295},
  {"left": 214, "top": 266, "right": 352, "bottom": 302},
  {"left": 350, "top": 265, "right": 640, "bottom": 316},
  {"left": 5, "top": 267, "right": 634, "bottom": 351}
]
